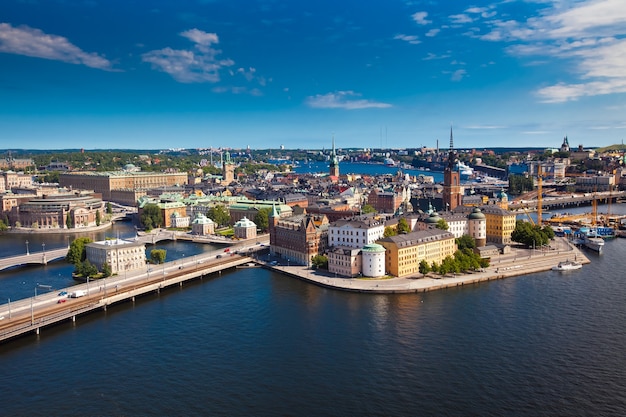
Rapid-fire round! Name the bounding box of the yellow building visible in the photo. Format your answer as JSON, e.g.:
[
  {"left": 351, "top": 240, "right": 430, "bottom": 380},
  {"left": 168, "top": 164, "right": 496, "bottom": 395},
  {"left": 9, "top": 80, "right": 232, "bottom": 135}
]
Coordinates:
[
  {"left": 481, "top": 205, "right": 516, "bottom": 244},
  {"left": 378, "top": 229, "right": 456, "bottom": 277}
]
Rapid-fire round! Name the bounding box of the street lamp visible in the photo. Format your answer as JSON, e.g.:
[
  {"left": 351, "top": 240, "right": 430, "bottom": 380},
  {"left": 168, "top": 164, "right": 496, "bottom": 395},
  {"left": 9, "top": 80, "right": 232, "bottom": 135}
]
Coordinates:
[
  {"left": 42, "top": 242, "right": 45, "bottom": 256},
  {"left": 26, "top": 240, "right": 29, "bottom": 255}
]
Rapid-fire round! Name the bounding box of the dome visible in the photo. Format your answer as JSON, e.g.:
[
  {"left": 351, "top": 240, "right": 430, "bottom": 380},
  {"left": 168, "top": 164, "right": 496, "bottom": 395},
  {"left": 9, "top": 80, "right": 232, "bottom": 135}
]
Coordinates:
[
  {"left": 234, "top": 216, "right": 256, "bottom": 228},
  {"left": 362, "top": 243, "right": 386, "bottom": 253},
  {"left": 468, "top": 207, "right": 486, "bottom": 220},
  {"left": 424, "top": 212, "right": 441, "bottom": 224}
]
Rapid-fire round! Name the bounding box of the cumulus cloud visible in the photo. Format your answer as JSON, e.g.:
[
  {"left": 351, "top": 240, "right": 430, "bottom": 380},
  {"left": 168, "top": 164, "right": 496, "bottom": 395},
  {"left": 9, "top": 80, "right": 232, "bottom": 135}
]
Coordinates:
[
  {"left": 412, "top": 12, "right": 431, "bottom": 25},
  {"left": 305, "top": 91, "right": 392, "bottom": 110},
  {"left": 425, "top": 29, "right": 440, "bottom": 37},
  {"left": 0, "top": 23, "right": 112, "bottom": 70},
  {"left": 142, "top": 28, "right": 235, "bottom": 83},
  {"left": 449, "top": 14, "right": 473, "bottom": 24},
  {"left": 450, "top": 69, "right": 467, "bottom": 82}
]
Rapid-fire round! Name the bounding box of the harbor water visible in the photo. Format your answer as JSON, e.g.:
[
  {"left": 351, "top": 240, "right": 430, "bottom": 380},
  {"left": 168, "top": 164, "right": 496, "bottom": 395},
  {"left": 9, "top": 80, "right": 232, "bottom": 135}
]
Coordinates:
[{"left": 1, "top": 206, "right": 626, "bottom": 416}]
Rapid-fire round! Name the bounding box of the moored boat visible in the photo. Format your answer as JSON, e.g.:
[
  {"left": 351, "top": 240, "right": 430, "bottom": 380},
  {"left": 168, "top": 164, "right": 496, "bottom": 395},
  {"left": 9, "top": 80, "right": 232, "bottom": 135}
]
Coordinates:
[{"left": 552, "top": 260, "right": 582, "bottom": 271}]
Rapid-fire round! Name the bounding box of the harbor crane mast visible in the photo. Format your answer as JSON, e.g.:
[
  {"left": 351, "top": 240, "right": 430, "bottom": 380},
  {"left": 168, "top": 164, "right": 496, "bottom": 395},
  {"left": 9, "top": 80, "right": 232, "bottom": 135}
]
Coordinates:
[{"left": 537, "top": 165, "right": 544, "bottom": 227}]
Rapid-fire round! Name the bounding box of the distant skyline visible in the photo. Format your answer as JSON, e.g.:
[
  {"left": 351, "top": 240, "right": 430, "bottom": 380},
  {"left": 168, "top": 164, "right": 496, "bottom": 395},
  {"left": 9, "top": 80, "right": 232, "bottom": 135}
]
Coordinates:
[{"left": 1, "top": 0, "right": 625, "bottom": 150}]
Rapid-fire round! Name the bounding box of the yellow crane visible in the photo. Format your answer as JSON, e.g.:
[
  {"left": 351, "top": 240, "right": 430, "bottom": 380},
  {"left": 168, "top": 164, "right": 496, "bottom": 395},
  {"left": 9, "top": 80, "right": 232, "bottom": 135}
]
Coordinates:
[{"left": 537, "top": 164, "right": 543, "bottom": 227}]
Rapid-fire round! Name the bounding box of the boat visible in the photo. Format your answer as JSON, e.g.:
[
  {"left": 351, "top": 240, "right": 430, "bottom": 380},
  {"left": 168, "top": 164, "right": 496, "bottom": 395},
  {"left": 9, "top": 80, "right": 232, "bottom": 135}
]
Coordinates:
[
  {"left": 552, "top": 260, "right": 582, "bottom": 271},
  {"left": 582, "top": 232, "right": 604, "bottom": 253},
  {"left": 236, "top": 262, "right": 260, "bottom": 268}
]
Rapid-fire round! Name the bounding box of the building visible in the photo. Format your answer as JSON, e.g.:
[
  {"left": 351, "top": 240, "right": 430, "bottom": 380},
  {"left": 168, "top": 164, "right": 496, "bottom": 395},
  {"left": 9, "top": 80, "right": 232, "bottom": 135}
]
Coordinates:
[
  {"left": 329, "top": 137, "right": 339, "bottom": 178},
  {"left": 269, "top": 207, "right": 329, "bottom": 266},
  {"left": 328, "top": 246, "right": 361, "bottom": 277},
  {"left": 367, "top": 187, "right": 404, "bottom": 214},
  {"left": 59, "top": 171, "right": 188, "bottom": 203},
  {"left": 378, "top": 229, "right": 456, "bottom": 277},
  {"left": 85, "top": 238, "right": 146, "bottom": 275},
  {"left": 328, "top": 214, "right": 385, "bottom": 249},
  {"left": 454, "top": 204, "right": 516, "bottom": 245},
  {"left": 170, "top": 211, "right": 190, "bottom": 228},
  {"left": 191, "top": 213, "right": 215, "bottom": 235},
  {"left": 415, "top": 207, "right": 487, "bottom": 248},
  {"left": 8, "top": 191, "right": 104, "bottom": 229},
  {"left": 443, "top": 127, "right": 462, "bottom": 211},
  {"left": 361, "top": 243, "right": 386, "bottom": 278},
  {"left": 234, "top": 216, "right": 257, "bottom": 239},
  {"left": 0, "top": 171, "right": 33, "bottom": 192},
  {"left": 222, "top": 151, "right": 235, "bottom": 185}
]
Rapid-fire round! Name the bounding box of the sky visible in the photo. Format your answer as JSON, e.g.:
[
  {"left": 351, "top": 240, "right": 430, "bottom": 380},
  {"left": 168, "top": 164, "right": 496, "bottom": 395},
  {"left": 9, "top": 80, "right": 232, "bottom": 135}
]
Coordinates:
[{"left": 1, "top": 0, "right": 625, "bottom": 151}]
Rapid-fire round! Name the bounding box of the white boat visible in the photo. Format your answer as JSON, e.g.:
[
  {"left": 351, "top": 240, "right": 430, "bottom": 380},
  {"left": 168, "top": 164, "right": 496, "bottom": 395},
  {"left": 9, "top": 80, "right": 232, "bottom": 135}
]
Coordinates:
[
  {"left": 582, "top": 232, "right": 604, "bottom": 253},
  {"left": 552, "top": 260, "right": 582, "bottom": 271}
]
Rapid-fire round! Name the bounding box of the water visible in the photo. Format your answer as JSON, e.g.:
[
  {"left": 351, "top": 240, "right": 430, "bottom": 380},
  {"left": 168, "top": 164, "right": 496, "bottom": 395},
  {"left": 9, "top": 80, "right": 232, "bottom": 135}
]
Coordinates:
[
  {"left": 1, "top": 206, "right": 626, "bottom": 416},
  {"left": 294, "top": 160, "right": 444, "bottom": 182}
]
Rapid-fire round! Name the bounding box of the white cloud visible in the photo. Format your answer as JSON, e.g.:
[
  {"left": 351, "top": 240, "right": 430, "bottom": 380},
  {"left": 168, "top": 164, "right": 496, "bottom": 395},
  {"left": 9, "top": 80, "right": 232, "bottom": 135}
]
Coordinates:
[
  {"left": 0, "top": 23, "right": 112, "bottom": 70},
  {"left": 450, "top": 69, "right": 467, "bottom": 82},
  {"left": 142, "top": 28, "right": 234, "bottom": 83},
  {"left": 423, "top": 51, "right": 451, "bottom": 60},
  {"left": 394, "top": 34, "right": 421, "bottom": 45},
  {"left": 425, "top": 29, "right": 440, "bottom": 37},
  {"left": 305, "top": 91, "right": 392, "bottom": 110},
  {"left": 465, "top": 124, "right": 506, "bottom": 129},
  {"left": 412, "top": 12, "right": 431, "bottom": 25},
  {"left": 477, "top": 0, "right": 626, "bottom": 103},
  {"left": 449, "top": 14, "right": 474, "bottom": 24}
]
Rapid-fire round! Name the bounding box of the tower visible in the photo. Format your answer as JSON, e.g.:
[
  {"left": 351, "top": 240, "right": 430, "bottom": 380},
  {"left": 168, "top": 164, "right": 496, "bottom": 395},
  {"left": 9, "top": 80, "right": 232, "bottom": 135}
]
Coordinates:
[
  {"left": 222, "top": 151, "right": 235, "bottom": 184},
  {"left": 329, "top": 136, "right": 339, "bottom": 178},
  {"left": 443, "top": 126, "right": 462, "bottom": 211}
]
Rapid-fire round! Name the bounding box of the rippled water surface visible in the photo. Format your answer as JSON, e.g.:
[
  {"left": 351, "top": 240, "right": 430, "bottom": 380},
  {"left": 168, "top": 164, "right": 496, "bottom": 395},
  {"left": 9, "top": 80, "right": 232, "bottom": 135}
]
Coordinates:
[{"left": 1, "top": 210, "right": 626, "bottom": 416}]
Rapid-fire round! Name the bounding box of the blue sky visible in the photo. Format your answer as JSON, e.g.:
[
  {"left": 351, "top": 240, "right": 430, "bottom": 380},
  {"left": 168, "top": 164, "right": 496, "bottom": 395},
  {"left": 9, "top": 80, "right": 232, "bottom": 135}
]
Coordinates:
[{"left": 1, "top": 0, "right": 625, "bottom": 150}]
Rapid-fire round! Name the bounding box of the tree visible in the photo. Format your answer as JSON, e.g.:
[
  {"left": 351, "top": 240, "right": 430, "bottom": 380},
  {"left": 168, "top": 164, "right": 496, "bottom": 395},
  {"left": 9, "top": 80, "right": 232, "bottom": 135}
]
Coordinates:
[
  {"left": 511, "top": 220, "right": 552, "bottom": 248},
  {"left": 150, "top": 249, "right": 167, "bottom": 264},
  {"left": 140, "top": 203, "right": 163, "bottom": 230},
  {"left": 397, "top": 217, "right": 411, "bottom": 234},
  {"left": 436, "top": 219, "right": 449, "bottom": 230},
  {"left": 102, "top": 262, "right": 112, "bottom": 278},
  {"left": 383, "top": 226, "right": 397, "bottom": 237},
  {"left": 456, "top": 235, "right": 476, "bottom": 251},
  {"left": 207, "top": 205, "right": 230, "bottom": 227},
  {"left": 419, "top": 260, "right": 431, "bottom": 276},
  {"left": 106, "top": 201, "right": 113, "bottom": 214},
  {"left": 66, "top": 212, "right": 72, "bottom": 229},
  {"left": 0, "top": 219, "right": 8, "bottom": 232},
  {"left": 254, "top": 208, "right": 272, "bottom": 232},
  {"left": 66, "top": 237, "right": 93, "bottom": 264},
  {"left": 361, "top": 204, "right": 376, "bottom": 214},
  {"left": 311, "top": 254, "right": 328, "bottom": 269},
  {"left": 95, "top": 210, "right": 101, "bottom": 226}
]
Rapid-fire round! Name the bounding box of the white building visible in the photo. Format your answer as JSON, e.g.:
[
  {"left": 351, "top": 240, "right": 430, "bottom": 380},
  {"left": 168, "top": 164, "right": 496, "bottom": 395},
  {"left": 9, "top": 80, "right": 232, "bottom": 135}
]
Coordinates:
[
  {"left": 234, "top": 216, "right": 257, "bottom": 239},
  {"left": 191, "top": 213, "right": 215, "bottom": 235},
  {"left": 328, "top": 215, "right": 385, "bottom": 249},
  {"left": 361, "top": 243, "right": 386, "bottom": 278},
  {"left": 170, "top": 211, "right": 190, "bottom": 228},
  {"left": 85, "top": 239, "right": 146, "bottom": 275}
]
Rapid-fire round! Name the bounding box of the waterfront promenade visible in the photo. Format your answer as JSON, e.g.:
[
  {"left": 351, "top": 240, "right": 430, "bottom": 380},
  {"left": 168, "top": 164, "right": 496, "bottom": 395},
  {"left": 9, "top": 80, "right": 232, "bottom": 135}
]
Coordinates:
[{"left": 268, "top": 236, "right": 590, "bottom": 294}]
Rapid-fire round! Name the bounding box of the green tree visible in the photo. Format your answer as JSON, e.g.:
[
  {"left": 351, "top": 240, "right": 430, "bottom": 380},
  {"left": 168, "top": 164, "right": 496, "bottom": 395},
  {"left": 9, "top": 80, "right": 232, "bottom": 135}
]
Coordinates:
[
  {"left": 456, "top": 235, "right": 476, "bottom": 251},
  {"left": 361, "top": 204, "right": 376, "bottom": 214},
  {"left": 106, "top": 201, "right": 113, "bottom": 214},
  {"left": 383, "top": 226, "right": 397, "bottom": 237},
  {"left": 140, "top": 203, "right": 163, "bottom": 230},
  {"left": 66, "top": 237, "right": 93, "bottom": 264},
  {"left": 207, "top": 205, "right": 230, "bottom": 227},
  {"left": 436, "top": 218, "right": 449, "bottom": 230},
  {"left": 254, "top": 208, "right": 272, "bottom": 232},
  {"left": 511, "top": 220, "right": 552, "bottom": 248},
  {"left": 311, "top": 254, "right": 328, "bottom": 269},
  {"left": 66, "top": 212, "right": 72, "bottom": 229},
  {"left": 102, "top": 262, "right": 112, "bottom": 278},
  {"left": 419, "top": 259, "right": 431, "bottom": 276},
  {"left": 0, "top": 219, "right": 8, "bottom": 232},
  {"left": 150, "top": 249, "right": 167, "bottom": 264},
  {"left": 397, "top": 217, "right": 411, "bottom": 234},
  {"left": 95, "top": 210, "right": 101, "bottom": 226}
]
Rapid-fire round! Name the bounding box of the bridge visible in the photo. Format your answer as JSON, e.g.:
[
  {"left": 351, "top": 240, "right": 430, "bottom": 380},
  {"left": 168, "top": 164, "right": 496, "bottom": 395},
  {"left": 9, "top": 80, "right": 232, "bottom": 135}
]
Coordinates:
[
  {"left": 0, "top": 248, "right": 265, "bottom": 343},
  {"left": 508, "top": 191, "right": 626, "bottom": 211},
  {"left": 0, "top": 247, "right": 69, "bottom": 271}
]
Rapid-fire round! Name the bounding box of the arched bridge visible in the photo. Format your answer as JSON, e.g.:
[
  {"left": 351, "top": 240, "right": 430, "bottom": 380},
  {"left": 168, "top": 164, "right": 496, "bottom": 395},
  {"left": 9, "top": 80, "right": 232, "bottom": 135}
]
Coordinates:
[{"left": 0, "top": 248, "right": 68, "bottom": 271}]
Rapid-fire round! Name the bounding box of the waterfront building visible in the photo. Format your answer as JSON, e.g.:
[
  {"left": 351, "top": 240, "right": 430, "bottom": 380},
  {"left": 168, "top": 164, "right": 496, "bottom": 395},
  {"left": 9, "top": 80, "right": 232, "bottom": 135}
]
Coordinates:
[
  {"left": 269, "top": 208, "right": 329, "bottom": 266},
  {"left": 454, "top": 204, "right": 515, "bottom": 245},
  {"left": 191, "top": 213, "right": 215, "bottom": 235},
  {"left": 234, "top": 216, "right": 257, "bottom": 239},
  {"left": 59, "top": 171, "right": 188, "bottom": 203},
  {"left": 361, "top": 243, "right": 386, "bottom": 278},
  {"left": 85, "top": 238, "right": 146, "bottom": 275},
  {"left": 378, "top": 229, "right": 456, "bottom": 277},
  {"left": 414, "top": 207, "right": 487, "bottom": 247},
  {"left": 0, "top": 171, "right": 33, "bottom": 192},
  {"left": 327, "top": 246, "right": 361, "bottom": 277},
  {"left": 8, "top": 191, "right": 104, "bottom": 229}
]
